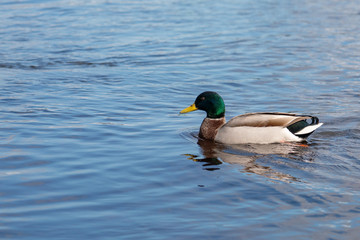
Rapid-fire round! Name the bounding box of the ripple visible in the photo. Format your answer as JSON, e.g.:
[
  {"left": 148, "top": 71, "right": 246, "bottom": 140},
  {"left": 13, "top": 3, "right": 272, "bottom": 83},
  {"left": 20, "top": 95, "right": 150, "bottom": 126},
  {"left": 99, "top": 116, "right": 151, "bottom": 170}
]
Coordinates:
[{"left": 1, "top": 0, "right": 360, "bottom": 239}]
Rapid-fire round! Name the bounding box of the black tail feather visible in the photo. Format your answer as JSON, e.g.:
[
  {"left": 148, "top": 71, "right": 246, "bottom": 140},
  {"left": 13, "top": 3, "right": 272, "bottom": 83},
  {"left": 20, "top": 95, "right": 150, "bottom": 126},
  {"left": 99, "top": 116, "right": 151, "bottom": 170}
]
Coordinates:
[{"left": 287, "top": 116, "right": 319, "bottom": 138}]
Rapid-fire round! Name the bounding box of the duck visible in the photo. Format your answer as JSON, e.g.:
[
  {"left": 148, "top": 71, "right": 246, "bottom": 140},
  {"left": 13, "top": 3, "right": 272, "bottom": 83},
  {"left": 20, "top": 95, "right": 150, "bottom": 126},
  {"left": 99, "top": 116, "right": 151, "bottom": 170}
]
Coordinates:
[{"left": 180, "top": 91, "right": 323, "bottom": 144}]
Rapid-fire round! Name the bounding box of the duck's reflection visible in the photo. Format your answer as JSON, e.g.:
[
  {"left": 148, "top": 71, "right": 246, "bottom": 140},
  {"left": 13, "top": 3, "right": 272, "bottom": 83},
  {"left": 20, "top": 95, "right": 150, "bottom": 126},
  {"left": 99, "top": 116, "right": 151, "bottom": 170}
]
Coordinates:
[{"left": 185, "top": 138, "right": 311, "bottom": 182}]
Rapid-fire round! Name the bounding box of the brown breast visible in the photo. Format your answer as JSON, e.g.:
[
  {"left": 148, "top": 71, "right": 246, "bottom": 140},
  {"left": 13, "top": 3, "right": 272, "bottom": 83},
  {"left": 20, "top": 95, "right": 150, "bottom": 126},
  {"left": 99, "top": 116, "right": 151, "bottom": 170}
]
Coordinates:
[{"left": 199, "top": 117, "right": 226, "bottom": 140}]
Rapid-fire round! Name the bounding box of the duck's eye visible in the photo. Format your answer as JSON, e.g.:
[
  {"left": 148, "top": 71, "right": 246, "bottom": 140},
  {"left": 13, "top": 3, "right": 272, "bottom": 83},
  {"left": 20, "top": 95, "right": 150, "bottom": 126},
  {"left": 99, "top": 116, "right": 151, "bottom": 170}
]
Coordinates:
[{"left": 200, "top": 96, "right": 205, "bottom": 101}]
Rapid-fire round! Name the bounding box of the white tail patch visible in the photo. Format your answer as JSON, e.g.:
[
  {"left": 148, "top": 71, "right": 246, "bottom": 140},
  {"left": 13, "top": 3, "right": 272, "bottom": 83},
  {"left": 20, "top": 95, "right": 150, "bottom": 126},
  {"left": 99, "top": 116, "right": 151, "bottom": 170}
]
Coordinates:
[{"left": 295, "top": 123, "right": 323, "bottom": 135}]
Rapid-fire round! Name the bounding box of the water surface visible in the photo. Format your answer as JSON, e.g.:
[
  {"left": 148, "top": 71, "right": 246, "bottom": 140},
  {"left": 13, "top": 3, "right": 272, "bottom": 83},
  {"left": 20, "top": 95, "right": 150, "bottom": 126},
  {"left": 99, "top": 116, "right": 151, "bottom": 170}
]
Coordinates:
[{"left": 1, "top": 0, "right": 360, "bottom": 239}]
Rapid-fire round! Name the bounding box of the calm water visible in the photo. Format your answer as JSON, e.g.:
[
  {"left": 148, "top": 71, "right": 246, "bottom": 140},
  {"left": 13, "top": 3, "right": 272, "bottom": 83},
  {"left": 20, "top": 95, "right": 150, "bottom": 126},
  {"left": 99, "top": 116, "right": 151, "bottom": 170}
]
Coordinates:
[{"left": 1, "top": 0, "right": 360, "bottom": 239}]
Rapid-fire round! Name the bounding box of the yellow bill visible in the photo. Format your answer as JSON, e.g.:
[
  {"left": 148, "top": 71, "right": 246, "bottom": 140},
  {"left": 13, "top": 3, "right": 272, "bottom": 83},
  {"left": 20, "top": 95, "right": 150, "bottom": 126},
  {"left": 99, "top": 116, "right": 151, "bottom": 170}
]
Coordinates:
[{"left": 180, "top": 103, "right": 198, "bottom": 114}]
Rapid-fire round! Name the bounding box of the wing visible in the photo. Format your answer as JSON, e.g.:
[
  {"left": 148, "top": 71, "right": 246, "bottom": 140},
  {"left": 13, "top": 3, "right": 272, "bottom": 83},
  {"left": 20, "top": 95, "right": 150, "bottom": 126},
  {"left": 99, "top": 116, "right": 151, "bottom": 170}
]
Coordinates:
[{"left": 225, "top": 112, "right": 318, "bottom": 128}]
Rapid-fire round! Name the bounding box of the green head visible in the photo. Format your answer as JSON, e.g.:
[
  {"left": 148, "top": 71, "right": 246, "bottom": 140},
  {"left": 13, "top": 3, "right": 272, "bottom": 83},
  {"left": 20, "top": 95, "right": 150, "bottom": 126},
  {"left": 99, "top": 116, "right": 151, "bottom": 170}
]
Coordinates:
[{"left": 180, "top": 91, "right": 225, "bottom": 118}]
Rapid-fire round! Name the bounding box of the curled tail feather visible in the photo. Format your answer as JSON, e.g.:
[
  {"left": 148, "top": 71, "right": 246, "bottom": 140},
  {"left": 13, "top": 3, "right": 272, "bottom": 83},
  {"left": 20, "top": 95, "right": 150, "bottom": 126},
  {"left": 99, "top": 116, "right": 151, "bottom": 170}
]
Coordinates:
[{"left": 287, "top": 116, "right": 323, "bottom": 139}]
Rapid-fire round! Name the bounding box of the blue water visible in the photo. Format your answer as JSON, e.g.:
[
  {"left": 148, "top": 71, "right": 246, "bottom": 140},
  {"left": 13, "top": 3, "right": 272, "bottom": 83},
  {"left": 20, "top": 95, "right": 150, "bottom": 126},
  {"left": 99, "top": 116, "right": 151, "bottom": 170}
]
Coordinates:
[{"left": 1, "top": 0, "right": 360, "bottom": 239}]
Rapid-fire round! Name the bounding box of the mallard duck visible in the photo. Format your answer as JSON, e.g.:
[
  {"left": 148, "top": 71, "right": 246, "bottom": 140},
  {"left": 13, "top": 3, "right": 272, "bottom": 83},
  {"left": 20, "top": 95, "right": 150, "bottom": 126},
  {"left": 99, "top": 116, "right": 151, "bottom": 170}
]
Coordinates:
[{"left": 180, "top": 91, "right": 323, "bottom": 144}]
